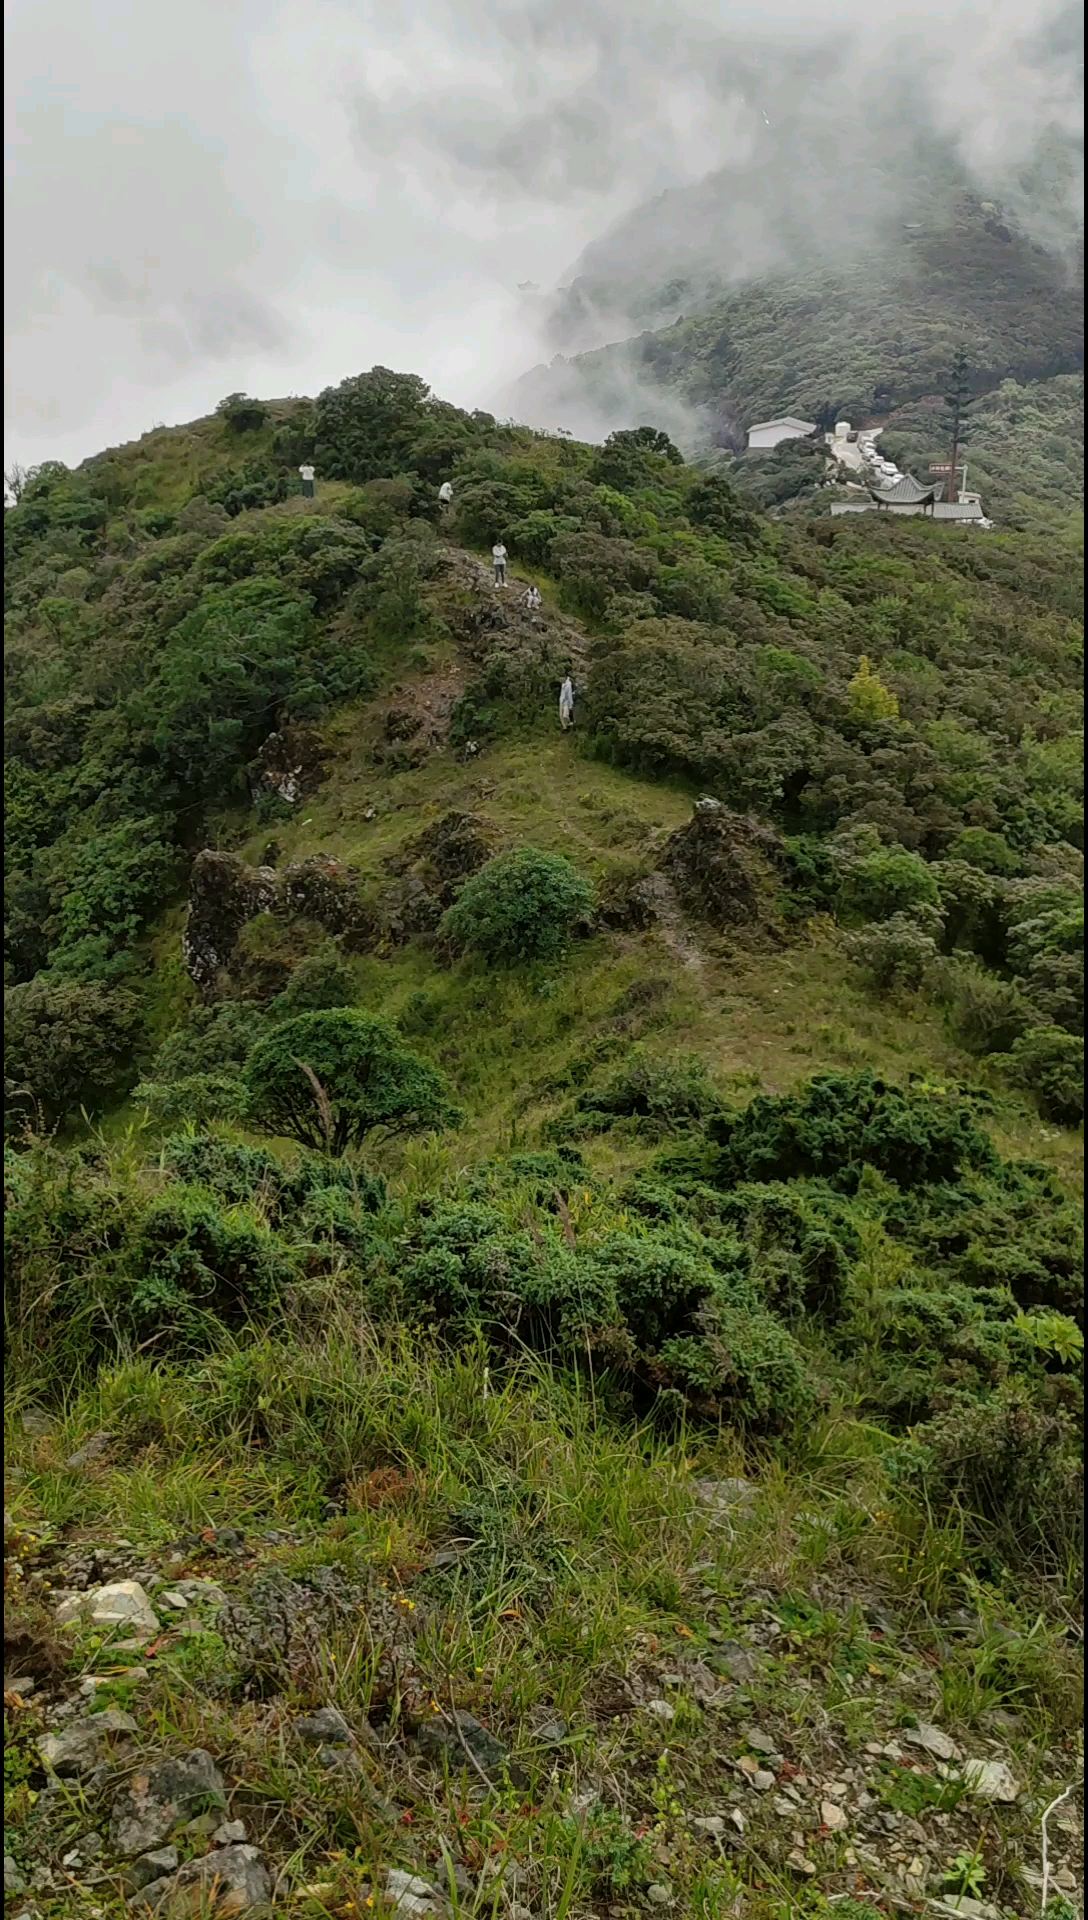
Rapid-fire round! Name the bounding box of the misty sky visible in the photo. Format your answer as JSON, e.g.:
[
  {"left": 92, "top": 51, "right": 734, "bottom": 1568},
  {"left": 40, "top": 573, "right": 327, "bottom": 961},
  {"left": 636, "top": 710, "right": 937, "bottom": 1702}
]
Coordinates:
[{"left": 4, "top": 0, "right": 1082, "bottom": 472}]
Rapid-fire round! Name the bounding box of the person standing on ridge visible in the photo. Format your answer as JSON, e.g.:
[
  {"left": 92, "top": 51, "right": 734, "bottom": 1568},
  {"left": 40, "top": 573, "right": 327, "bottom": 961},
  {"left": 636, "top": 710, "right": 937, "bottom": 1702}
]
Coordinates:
[
  {"left": 299, "top": 462, "right": 316, "bottom": 500},
  {"left": 438, "top": 480, "right": 453, "bottom": 511},
  {"left": 492, "top": 540, "right": 508, "bottom": 587},
  {"left": 559, "top": 672, "right": 575, "bottom": 730}
]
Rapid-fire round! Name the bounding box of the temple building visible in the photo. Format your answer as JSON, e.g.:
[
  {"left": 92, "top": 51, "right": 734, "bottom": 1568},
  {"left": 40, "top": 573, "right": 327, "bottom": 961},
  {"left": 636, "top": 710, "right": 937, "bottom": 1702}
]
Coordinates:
[{"left": 830, "top": 471, "right": 989, "bottom": 524}]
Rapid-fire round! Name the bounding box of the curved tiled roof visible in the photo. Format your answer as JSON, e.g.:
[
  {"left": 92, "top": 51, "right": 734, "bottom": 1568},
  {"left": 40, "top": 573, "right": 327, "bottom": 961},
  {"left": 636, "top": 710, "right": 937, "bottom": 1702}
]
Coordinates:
[{"left": 868, "top": 473, "right": 936, "bottom": 505}]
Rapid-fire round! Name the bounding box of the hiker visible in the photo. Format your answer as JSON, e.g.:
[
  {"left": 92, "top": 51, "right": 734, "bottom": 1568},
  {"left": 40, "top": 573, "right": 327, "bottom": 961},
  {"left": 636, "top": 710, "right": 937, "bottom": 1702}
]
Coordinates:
[
  {"left": 298, "top": 462, "right": 316, "bottom": 499},
  {"left": 523, "top": 585, "right": 541, "bottom": 610},
  {"left": 438, "top": 480, "right": 453, "bottom": 511},
  {"left": 559, "top": 673, "right": 575, "bottom": 730},
  {"left": 492, "top": 540, "right": 508, "bottom": 587}
]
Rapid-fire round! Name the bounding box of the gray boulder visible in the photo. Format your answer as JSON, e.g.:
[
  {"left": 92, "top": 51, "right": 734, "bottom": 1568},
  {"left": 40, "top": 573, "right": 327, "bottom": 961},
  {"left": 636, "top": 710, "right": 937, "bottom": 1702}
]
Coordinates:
[
  {"left": 129, "top": 1843, "right": 270, "bottom": 1913},
  {"left": 111, "top": 1750, "right": 226, "bottom": 1856}
]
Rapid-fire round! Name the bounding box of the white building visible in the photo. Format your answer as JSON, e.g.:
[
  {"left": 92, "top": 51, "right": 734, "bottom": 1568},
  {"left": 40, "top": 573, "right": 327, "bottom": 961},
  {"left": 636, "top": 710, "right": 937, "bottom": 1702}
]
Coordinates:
[{"left": 746, "top": 415, "right": 818, "bottom": 452}]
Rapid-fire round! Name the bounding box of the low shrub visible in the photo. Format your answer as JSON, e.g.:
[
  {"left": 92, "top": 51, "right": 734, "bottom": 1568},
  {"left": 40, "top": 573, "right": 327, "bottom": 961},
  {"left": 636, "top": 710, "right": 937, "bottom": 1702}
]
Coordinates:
[
  {"left": 892, "top": 1390, "right": 1084, "bottom": 1580},
  {"left": 1000, "top": 1026, "right": 1085, "bottom": 1126},
  {"left": 846, "top": 906, "right": 943, "bottom": 992},
  {"left": 441, "top": 847, "right": 596, "bottom": 965},
  {"left": 837, "top": 843, "right": 939, "bottom": 923},
  {"left": 711, "top": 1072, "right": 996, "bottom": 1191},
  {"left": 268, "top": 942, "right": 357, "bottom": 1017},
  {"left": 660, "top": 1303, "right": 815, "bottom": 1431},
  {"left": 121, "top": 1187, "right": 297, "bottom": 1344},
  {"left": 562, "top": 1048, "right": 722, "bottom": 1134},
  {"left": 934, "top": 956, "right": 1033, "bottom": 1055}
]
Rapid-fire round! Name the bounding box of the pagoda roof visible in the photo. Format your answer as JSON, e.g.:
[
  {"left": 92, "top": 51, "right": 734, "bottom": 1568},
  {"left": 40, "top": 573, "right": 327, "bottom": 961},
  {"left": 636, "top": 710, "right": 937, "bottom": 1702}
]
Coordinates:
[{"left": 868, "top": 473, "right": 936, "bottom": 506}]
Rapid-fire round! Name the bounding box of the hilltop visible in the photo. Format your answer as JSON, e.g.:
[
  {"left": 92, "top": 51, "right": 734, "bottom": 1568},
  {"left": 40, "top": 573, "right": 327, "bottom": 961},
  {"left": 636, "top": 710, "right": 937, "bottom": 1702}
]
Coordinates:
[
  {"left": 513, "top": 192, "right": 1084, "bottom": 469},
  {"left": 4, "top": 373, "right": 1085, "bottom": 1920}
]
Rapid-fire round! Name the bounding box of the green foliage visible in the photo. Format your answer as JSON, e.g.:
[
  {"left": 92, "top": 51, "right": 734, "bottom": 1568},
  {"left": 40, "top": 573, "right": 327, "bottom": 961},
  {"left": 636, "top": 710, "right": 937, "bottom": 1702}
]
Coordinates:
[
  {"left": 267, "top": 942, "right": 357, "bottom": 1017},
  {"left": 216, "top": 392, "right": 270, "bottom": 434},
  {"left": 660, "top": 1303, "right": 815, "bottom": 1431},
  {"left": 709, "top": 1071, "right": 996, "bottom": 1191},
  {"left": 441, "top": 847, "right": 596, "bottom": 964},
  {"left": 1000, "top": 1025, "right": 1084, "bottom": 1126},
  {"left": 848, "top": 655, "right": 900, "bottom": 724},
  {"left": 935, "top": 956, "right": 1033, "bottom": 1055},
  {"left": 893, "top": 1389, "right": 1083, "bottom": 1579},
  {"left": 947, "top": 827, "right": 1021, "bottom": 875},
  {"left": 123, "top": 1186, "right": 296, "bottom": 1344},
  {"left": 313, "top": 367, "right": 432, "bottom": 482},
  {"left": 130, "top": 579, "right": 319, "bottom": 799},
  {"left": 588, "top": 427, "right": 684, "bottom": 492},
  {"left": 41, "top": 816, "right": 177, "bottom": 969},
  {"left": 5, "top": 978, "right": 142, "bottom": 1131},
  {"left": 562, "top": 1048, "right": 723, "bottom": 1134},
  {"left": 243, "top": 1009, "right": 457, "bottom": 1154},
  {"left": 846, "top": 907, "right": 942, "bottom": 992},
  {"left": 836, "top": 842, "right": 940, "bottom": 923}
]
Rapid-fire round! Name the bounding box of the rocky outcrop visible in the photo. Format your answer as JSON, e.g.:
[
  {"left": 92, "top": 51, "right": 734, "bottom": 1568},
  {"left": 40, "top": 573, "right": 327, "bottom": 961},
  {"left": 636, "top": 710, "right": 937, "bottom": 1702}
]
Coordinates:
[
  {"left": 247, "top": 726, "right": 327, "bottom": 810},
  {"left": 380, "top": 811, "right": 498, "bottom": 944},
  {"left": 183, "top": 853, "right": 280, "bottom": 999},
  {"left": 658, "top": 799, "right": 785, "bottom": 934},
  {"left": 182, "top": 852, "right": 377, "bottom": 999}
]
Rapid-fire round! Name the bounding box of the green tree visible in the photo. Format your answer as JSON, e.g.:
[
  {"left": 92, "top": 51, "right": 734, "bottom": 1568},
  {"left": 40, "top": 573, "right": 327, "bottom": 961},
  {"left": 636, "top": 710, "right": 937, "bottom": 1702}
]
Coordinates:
[
  {"left": 314, "top": 367, "right": 432, "bottom": 482},
  {"left": 129, "top": 578, "right": 316, "bottom": 800},
  {"left": 216, "top": 392, "right": 270, "bottom": 433},
  {"left": 5, "top": 978, "right": 142, "bottom": 1131},
  {"left": 589, "top": 427, "right": 683, "bottom": 492},
  {"left": 848, "top": 656, "right": 899, "bottom": 724},
  {"left": 243, "top": 1009, "right": 457, "bottom": 1154},
  {"left": 442, "top": 847, "right": 596, "bottom": 964}
]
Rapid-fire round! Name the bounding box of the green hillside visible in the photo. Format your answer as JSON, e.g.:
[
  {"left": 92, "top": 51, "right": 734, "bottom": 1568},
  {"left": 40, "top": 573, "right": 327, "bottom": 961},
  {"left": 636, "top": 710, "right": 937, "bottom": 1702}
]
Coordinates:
[
  {"left": 4, "top": 374, "right": 1084, "bottom": 1920},
  {"left": 514, "top": 193, "right": 1084, "bottom": 458}
]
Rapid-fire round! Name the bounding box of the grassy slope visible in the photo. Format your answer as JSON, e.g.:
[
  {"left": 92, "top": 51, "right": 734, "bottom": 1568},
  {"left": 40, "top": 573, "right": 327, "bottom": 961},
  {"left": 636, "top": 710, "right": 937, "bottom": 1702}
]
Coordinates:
[{"left": 5, "top": 408, "right": 1085, "bottom": 1920}]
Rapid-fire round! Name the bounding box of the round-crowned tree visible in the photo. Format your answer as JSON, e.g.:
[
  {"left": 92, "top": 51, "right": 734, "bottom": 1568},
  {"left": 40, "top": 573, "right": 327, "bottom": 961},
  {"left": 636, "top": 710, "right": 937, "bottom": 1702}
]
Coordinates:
[
  {"left": 243, "top": 1009, "right": 457, "bottom": 1154},
  {"left": 441, "top": 846, "right": 596, "bottom": 964}
]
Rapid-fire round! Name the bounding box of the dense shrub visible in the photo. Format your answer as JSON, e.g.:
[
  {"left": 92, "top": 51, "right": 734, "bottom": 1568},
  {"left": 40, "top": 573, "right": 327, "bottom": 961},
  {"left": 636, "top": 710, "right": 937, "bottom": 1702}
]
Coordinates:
[
  {"left": 846, "top": 906, "right": 943, "bottom": 992},
  {"left": 268, "top": 943, "right": 357, "bottom": 1018},
  {"left": 934, "top": 956, "right": 1034, "bottom": 1055},
  {"left": 122, "top": 1187, "right": 296, "bottom": 1344},
  {"left": 660, "top": 1305, "right": 815, "bottom": 1431},
  {"left": 314, "top": 367, "right": 432, "bottom": 481},
  {"left": 836, "top": 842, "right": 940, "bottom": 923},
  {"left": 403, "top": 1203, "right": 608, "bottom": 1351},
  {"left": 561, "top": 1049, "right": 722, "bottom": 1134},
  {"left": 441, "top": 847, "right": 596, "bottom": 964},
  {"left": 5, "top": 979, "right": 142, "bottom": 1132},
  {"left": 243, "top": 1009, "right": 457, "bottom": 1153},
  {"left": 847, "top": 655, "right": 900, "bottom": 725},
  {"left": 133, "top": 1071, "right": 246, "bottom": 1128},
  {"left": 1000, "top": 1026, "right": 1084, "bottom": 1126},
  {"left": 711, "top": 1072, "right": 997, "bottom": 1190},
  {"left": 893, "top": 1390, "right": 1083, "bottom": 1579}
]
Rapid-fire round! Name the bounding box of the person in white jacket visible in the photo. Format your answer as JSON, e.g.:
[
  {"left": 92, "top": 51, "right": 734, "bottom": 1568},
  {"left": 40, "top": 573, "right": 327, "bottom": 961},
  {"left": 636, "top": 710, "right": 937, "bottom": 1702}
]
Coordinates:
[
  {"left": 438, "top": 481, "right": 453, "bottom": 511},
  {"left": 559, "top": 674, "right": 575, "bottom": 730},
  {"left": 298, "top": 463, "right": 316, "bottom": 499},
  {"left": 492, "top": 541, "right": 508, "bottom": 586}
]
